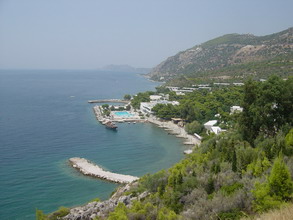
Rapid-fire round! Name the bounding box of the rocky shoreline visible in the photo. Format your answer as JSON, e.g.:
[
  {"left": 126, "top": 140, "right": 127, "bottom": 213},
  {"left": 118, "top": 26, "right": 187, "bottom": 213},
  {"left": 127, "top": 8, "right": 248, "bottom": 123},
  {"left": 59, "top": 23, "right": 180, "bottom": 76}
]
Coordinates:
[{"left": 62, "top": 183, "right": 148, "bottom": 220}]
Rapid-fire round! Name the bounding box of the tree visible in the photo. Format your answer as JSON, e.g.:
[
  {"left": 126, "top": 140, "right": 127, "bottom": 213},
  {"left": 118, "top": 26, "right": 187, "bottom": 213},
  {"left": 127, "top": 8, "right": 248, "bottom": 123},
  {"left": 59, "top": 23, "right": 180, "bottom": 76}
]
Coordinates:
[
  {"left": 268, "top": 156, "right": 293, "bottom": 200},
  {"left": 152, "top": 104, "right": 180, "bottom": 120},
  {"left": 205, "top": 176, "right": 215, "bottom": 194},
  {"left": 232, "top": 149, "right": 237, "bottom": 172},
  {"left": 123, "top": 94, "right": 131, "bottom": 100},
  {"left": 185, "top": 120, "right": 204, "bottom": 135},
  {"left": 102, "top": 104, "right": 109, "bottom": 109},
  {"left": 252, "top": 182, "right": 282, "bottom": 213},
  {"left": 131, "top": 91, "right": 154, "bottom": 109},
  {"left": 239, "top": 78, "right": 260, "bottom": 144},
  {"left": 252, "top": 156, "right": 293, "bottom": 212},
  {"left": 157, "top": 207, "right": 177, "bottom": 220},
  {"left": 285, "top": 129, "right": 293, "bottom": 147},
  {"left": 240, "top": 76, "right": 293, "bottom": 144},
  {"left": 108, "top": 203, "right": 128, "bottom": 220},
  {"left": 257, "top": 76, "right": 286, "bottom": 135}
]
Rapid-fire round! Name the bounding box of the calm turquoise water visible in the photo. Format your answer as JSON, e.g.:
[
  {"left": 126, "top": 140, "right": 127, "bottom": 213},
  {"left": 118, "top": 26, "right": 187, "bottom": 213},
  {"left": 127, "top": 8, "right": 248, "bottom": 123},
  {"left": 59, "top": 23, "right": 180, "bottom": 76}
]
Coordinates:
[
  {"left": 0, "top": 70, "right": 187, "bottom": 219},
  {"left": 114, "top": 111, "right": 134, "bottom": 117}
]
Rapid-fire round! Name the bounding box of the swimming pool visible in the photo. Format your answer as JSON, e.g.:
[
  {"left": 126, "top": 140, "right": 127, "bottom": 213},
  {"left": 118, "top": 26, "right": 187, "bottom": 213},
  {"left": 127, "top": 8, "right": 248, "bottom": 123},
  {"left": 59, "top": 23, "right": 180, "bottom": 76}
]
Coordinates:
[{"left": 114, "top": 111, "right": 134, "bottom": 117}]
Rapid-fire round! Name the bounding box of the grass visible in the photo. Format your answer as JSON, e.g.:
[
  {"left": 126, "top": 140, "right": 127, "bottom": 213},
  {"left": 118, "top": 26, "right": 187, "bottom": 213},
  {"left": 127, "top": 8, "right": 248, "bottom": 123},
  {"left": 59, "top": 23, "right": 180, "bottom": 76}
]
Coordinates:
[{"left": 241, "top": 203, "right": 293, "bottom": 220}]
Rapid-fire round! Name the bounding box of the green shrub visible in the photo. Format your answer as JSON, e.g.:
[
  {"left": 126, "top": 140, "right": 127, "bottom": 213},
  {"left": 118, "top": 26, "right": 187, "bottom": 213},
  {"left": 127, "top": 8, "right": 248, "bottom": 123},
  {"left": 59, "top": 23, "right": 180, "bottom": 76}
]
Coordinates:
[
  {"left": 36, "top": 209, "right": 47, "bottom": 220},
  {"left": 252, "top": 156, "right": 293, "bottom": 212},
  {"left": 218, "top": 208, "right": 245, "bottom": 220},
  {"left": 90, "top": 197, "right": 101, "bottom": 202},
  {"left": 221, "top": 182, "right": 244, "bottom": 196},
  {"left": 47, "top": 207, "right": 70, "bottom": 220}
]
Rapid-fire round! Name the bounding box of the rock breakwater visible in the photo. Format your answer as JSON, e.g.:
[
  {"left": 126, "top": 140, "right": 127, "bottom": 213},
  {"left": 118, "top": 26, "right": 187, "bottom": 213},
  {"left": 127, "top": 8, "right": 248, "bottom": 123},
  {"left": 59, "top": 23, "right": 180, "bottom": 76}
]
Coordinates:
[{"left": 69, "top": 157, "right": 139, "bottom": 184}]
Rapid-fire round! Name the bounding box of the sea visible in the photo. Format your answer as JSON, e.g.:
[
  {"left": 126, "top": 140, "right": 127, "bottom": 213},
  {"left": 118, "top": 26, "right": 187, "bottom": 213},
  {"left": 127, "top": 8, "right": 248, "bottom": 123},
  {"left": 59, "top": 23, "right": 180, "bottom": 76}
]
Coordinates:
[{"left": 0, "top": 70, "right": 187, "bottom": 219}]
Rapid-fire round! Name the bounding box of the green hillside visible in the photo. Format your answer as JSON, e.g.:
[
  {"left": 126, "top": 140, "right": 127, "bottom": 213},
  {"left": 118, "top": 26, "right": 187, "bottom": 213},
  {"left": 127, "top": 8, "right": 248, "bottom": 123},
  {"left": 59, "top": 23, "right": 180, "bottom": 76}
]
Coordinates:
[{"left": 148, "top": 28, "right": 293, "bottom": 82}]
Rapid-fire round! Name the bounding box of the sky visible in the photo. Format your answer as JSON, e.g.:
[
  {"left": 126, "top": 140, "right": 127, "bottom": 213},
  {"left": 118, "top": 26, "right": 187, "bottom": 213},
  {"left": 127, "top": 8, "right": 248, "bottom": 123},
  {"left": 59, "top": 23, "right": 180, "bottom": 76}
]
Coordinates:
[{"left": 0, "top": 0, "right": 292, "bottom": 70}]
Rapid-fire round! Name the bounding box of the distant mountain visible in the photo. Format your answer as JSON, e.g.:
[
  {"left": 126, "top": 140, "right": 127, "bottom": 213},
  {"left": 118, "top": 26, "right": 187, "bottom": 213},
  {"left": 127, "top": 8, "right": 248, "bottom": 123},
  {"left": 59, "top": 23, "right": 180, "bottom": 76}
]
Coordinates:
[
  {"left": 100, "top": 64, "right": 151, "bottom": 74},
  {"left": 148, "top": 28, "right": 293, "bottom": 81}
]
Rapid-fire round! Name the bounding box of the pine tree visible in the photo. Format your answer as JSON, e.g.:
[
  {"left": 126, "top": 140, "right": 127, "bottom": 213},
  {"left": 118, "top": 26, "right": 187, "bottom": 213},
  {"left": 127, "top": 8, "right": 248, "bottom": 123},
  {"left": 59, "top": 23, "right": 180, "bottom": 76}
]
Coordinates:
[
  {"left": 232, "top": 149, "right": 237, "bottom": 172},
  {"left": 268, "top": 156, "right": 293, "bottom": 200},
  {"left": 252, "top": 156, "right": 293, "bottom": 212},
  {"left": 206, "top": 176, "right": 215, "bottom": 194}
]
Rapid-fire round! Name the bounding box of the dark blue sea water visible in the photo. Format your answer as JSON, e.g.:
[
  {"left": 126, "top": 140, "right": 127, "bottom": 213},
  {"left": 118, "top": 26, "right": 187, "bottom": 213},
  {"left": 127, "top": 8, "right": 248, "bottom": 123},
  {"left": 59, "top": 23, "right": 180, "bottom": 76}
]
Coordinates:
[{"left": 0, "top": 70, "right": 187, "bottom": 219}]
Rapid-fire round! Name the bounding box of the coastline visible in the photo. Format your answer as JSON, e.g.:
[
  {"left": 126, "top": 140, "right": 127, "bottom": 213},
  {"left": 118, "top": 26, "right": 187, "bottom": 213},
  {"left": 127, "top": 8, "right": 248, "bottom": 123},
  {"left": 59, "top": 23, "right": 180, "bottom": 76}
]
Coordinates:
[
  {"left": 62, "top": 106, "right": 201, "bottom": 219},
  {"left": 1, "top": 70, "right": 173, "bottom": 219},
  {"left": 146, "top": 116, "right": 201, "bottom": 146},
  {"left": 92, "top": 105, "right": 200, "bottom": 147}
]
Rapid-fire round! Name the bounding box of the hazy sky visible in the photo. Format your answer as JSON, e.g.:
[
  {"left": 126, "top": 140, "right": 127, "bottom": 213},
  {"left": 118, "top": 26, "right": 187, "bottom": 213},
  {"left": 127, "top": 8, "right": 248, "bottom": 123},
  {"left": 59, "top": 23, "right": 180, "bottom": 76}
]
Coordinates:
[{"left": 0, "top": 0, "right": 292, "bottom": 69}]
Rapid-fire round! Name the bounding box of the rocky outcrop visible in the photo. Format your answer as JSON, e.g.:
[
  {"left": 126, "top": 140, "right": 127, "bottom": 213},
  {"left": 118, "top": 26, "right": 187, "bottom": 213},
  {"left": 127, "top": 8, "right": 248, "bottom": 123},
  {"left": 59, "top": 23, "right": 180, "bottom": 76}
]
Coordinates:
[{"left": 62, "top": 184, "right": 148, "bottom": 220}]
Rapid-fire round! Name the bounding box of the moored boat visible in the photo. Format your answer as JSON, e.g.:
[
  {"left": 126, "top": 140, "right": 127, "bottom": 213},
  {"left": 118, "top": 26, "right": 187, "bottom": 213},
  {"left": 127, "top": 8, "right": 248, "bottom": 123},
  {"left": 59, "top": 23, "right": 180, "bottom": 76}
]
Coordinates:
[{"left": 105, "top": 121, "right": 118, "bottom": 130}]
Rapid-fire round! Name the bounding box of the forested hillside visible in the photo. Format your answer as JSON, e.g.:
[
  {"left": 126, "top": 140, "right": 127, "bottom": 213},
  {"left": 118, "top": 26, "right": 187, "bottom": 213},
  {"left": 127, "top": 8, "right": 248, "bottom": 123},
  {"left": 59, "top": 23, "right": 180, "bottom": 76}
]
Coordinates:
[
  {"left": 148, "top": 28, "right": 293, "bottom": 82},
  {"left": 106, "top": 76, "right": 293, "bottom": 219}
]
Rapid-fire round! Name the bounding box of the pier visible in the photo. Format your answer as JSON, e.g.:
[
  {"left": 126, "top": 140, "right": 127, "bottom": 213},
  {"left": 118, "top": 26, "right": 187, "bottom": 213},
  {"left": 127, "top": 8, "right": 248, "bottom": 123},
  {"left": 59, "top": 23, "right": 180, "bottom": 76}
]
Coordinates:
[
  {"left": 69, "top": 157, "right": 139, "bottom": 184},
  {"left": 88, "top": 99, "right": 129, "bottom": 104}
]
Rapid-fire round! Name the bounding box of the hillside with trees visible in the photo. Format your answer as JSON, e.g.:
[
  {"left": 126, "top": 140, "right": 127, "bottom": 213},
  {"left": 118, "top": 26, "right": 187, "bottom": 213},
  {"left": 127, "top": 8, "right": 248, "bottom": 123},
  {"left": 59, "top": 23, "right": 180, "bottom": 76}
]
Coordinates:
[
  {"left": 148, "top": 28, "right": 293, "bottom": 83},
  {"left": 106, "top": 76, "right": 293, "bottom": 219},
  {"left": 39, "top": 76, "right": 293, "bottom": 220}
]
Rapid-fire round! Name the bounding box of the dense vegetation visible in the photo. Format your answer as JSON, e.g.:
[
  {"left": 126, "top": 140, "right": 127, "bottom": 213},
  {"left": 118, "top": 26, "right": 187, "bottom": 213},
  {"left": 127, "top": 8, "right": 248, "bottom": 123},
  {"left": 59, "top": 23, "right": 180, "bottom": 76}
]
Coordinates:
[
  {"left": 131, "top": 91, "right": 155, "bottom": 109},
  {"left": 152, "top": 86, "right": 242, "bottom": 124},
  {"left": 107, "top": 76, "right": 293, "bottom": 219}
]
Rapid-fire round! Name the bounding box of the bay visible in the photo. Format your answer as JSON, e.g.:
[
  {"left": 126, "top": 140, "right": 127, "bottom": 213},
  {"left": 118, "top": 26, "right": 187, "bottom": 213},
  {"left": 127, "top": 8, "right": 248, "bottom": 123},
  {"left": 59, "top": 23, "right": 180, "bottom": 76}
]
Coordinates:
[{"left": 0, "top": 70, "right": 186, "bottom": 219}]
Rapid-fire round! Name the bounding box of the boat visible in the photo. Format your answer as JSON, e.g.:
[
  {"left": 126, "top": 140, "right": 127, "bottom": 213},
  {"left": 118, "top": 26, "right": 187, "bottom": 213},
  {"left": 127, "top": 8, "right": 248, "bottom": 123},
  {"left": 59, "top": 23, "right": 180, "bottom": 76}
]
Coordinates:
[{"left": 105, "top": 121, "right": 118, "bottom": 130}]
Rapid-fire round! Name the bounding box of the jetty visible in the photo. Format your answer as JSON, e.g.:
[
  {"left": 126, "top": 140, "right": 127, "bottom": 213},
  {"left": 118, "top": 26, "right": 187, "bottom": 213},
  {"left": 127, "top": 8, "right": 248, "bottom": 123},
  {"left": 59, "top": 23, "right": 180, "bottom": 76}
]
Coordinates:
[
  {"left": 69, "top": 157, "right": 139, "bottom": 184},
  {"left": 88, "top": 99, "right": 129, "bottom": 104}
]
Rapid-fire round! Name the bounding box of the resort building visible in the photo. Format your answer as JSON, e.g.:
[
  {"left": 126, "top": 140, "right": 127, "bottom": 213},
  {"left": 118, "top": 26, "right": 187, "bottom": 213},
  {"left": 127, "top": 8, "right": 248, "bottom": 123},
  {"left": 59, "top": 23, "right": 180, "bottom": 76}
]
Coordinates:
[
  {"left": 176, "top": 91, "right": 185, "bottom": 95},
  {"left": 203, "top": 120, "right": 224, "bottom": 135},
  {"left": 166, "top": 86, "right": 195, "bottom": 93},
  {"left": 198, "top": 87, "right": 211, "bottom": 90},
  {"left": 214, "top": 83, "right": 230, "bottom": 86},
  {"left": 204, "top": 120, "right": 218, "bottom": 131},
  {"left": 140, "top": 102, "right": 156, "bottom": 114},
  {"left": 166, "top": 86, "right": 179, "bottom": 91},
  {"left": 150, "top": 95, "right": 162, "bottom": 101},
  {"left": 211, "top": 126, "right": 222, "bottom": 135},
  {"left": 140, "top": 100, "right": 179, "bottom": 115},
  {"left": 230, "top": 106, "right": 243, "bottom": 114},
  {"left": 195, "top": 84, "right": 210, "bottom": 87},
  {"left": 233, "top": 83, "right": 244, "bottom": 86}
]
